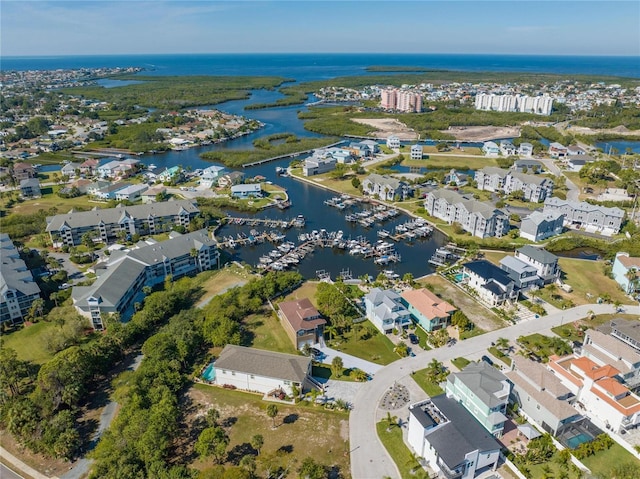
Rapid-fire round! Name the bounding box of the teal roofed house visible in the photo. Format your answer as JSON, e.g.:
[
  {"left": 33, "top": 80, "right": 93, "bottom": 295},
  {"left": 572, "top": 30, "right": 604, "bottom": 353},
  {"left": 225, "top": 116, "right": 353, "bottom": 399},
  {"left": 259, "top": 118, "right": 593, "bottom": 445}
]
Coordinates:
[{"left": 445, "top": 361, "right": 511, "bottom": 437}]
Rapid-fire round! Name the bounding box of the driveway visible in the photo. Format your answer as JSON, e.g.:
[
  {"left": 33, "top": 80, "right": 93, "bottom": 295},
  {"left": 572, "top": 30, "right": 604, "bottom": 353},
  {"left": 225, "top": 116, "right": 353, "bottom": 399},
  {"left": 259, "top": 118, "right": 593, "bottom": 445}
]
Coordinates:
[{"left": 349, "top": 303, "right": 640, "bottom": 479}]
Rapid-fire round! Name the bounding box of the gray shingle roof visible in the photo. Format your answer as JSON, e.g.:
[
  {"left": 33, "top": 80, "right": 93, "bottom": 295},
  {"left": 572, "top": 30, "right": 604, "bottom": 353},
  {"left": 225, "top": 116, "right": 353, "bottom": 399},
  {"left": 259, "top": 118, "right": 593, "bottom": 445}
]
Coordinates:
[
  {"left": 214, "top": 345, "right": 310, "bottom": 383},
  {"left": 72, "top": 258, "right": 147, "bottom": 307},
  {"left": 0, "top": 233, "right": 41, "bottom": 298},
  {"left": 544, "top": 197, "right": 625, "bottom": 218},
  {"left": 449, "top": 361, "right": 509, "bottom": 408},
  {"left": 46, "top": 199, "right": 199, "bottom": 231},
  {"left": 517, "top": 245, "right": 558, "bottom": 265}
]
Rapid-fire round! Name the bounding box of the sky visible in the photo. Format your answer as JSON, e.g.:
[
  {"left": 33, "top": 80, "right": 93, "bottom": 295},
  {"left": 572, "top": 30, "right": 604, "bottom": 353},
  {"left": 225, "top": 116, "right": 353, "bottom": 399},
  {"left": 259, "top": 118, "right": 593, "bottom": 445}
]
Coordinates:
[{"left": 1, "top": 0, "right": 639, "bottom": 57}]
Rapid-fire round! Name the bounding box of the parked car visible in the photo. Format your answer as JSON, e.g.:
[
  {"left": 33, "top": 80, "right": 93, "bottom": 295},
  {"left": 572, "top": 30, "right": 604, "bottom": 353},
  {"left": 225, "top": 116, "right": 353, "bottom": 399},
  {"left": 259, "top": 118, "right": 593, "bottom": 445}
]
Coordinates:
[
  {"left": 481, "top": 355, "right": 493, "bottom": 366},
  {"left": 310, "top": 347, "right": 324, "bottom": 360},
  {"left": 408, "top": 333, "right": 419, "bottom": 345}
]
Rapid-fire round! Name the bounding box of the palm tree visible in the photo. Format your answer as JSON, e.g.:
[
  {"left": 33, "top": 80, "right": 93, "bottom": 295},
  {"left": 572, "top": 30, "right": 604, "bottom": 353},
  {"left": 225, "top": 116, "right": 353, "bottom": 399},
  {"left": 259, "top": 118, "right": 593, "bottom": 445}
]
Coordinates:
[
  {"left": 426, "top": 358, "right": 445, "bottom": 383},
  {"left": 384, "top": 412, "right": 399, "bottom": 431},
  {"left": 250, "top": 434, "right": 264, "bottom": 455},
  {"left": 625, "top": 268, "right": 638, "bottom": 293},
  {"left": 496, "top": 337, "right": 510, "bottom": 353},
  {"left": 266, "top": 404, "right": 278, "bottom": 428},
  {"left": 350, "top": 368, "right": 369, "bottom": 382},
  {"left": 325, "top": 324, "right": 338, "bottom": 342}
]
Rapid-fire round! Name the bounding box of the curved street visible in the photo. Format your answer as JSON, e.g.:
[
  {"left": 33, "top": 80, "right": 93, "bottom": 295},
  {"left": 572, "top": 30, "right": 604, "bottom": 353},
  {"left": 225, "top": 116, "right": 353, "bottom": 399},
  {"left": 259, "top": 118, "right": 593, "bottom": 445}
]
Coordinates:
[{"left": 349, "top": 303, "right": 640, "bottom": 479}]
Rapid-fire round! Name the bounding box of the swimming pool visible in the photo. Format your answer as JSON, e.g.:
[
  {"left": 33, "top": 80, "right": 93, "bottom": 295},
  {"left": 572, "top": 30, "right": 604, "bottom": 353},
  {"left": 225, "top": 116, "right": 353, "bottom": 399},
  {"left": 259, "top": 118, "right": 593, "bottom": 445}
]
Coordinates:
[
  {"left": 566, "top": 432, "right": 592, "bottom": 449},
  {"left": 454, "top": 273, "right": 465, "bottom": 282},
  {"left": 202, "top": 363, "right": 216, "bottom": 381}
]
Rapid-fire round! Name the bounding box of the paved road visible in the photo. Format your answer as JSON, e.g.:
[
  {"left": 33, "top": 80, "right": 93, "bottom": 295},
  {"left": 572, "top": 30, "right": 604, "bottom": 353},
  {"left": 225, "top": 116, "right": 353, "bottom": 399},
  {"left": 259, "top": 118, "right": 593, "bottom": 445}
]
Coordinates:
[
  {"left": 0, "top": 463, "right": 24, "bottom": 479},
  {"left": 349, "top": 303, "right": 640, "bottom": 479}
]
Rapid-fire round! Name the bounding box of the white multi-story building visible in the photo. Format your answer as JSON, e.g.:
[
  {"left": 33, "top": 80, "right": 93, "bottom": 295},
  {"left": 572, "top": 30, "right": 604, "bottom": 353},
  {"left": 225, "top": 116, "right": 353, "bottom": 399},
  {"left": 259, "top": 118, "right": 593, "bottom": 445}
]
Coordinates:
[
  {"left": 1, "top": 233, "right": 42, "bottom": 325},
  {"left": 475, "top": 167, "right": 554, "bottom": 202},
  {"left": 475, "top": 93, "right": 553, "bottom": 115}
]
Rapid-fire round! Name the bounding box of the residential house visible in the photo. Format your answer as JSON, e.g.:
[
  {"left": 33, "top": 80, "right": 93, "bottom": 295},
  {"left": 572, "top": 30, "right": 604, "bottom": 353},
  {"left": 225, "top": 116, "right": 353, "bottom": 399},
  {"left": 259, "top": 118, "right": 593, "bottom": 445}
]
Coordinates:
[
  {"left": 445, "top": 361, "right": 511, "bottom": 437},
  {"left": 115, "top": 184, "right": 149, "bottom": 202},
  {"left": 212, "top": 345, "right": 313, "bottom": 397},
  {"left": 199, "top": 165, "right": 225, "bottom": 188},
  {"left": 72, "top": 229, "right": 219, "bottom": 327},
  {"left": 364, "top": 287, "right": 411, "bottom": 334},
  {"left": 612, "top": 252, "right": 640, "bottom": 295},
  {"left": 93, "top": 182, "right": 131, "bottom": 200},
  {"left": 348, "top": 141, "right": 377, "bottom": 158},
  {"left": 408, "top": 396, "right": 501, "bottom": 479},
  {"left": 61, "top": 162, "right": 82, "bottom": 178},
  {"left": 482, "top": 141, "right": 500, "bottom": 156},
  {"left": 79, "top": 158, "right": 100, "bottom": 176},
  {"left": 548, "top": 354, "right": 640, "bottom": 433},
  {"left": 424, "top": 189, "right": 509, "bottom": 238},
  {"left": 97, "top": 159, "right": 140, "bottom": 178},
  {"left": 410, "top": 144, "right": 423, "bottom": 160},
  {"left": 46, "top": 199, "right": 200, "bottom": 247},
  {"left": 359, "top": 139, "right": 379, "bottom": 156},
  {"left": 512, "top": 159, "right": 543, "bottom": 173},
  {"left": 302, "top": 156, "right": 337, "bottom": 176},
  {"left": 362, "top": 174, "right": 408, "bottom": 201},
  {"left": 277, "top": 298, "right": 326, "bottom": 349},
  {"left": 0, "top": 233, "right": 42, "bottom": 325},
  {"left": 518, "top": 142, "right": 534, "bottom": 157},
  {"left": 567, "top": 145, "right": 586, "bottom": 156},
  {"left": 230, "top": 183, "right": 262, "bottom": 199},
  {"left": 514, "top": 245, "right": 560, "bottom": 284},
  {"left": 549, "top": 142, "right": 568, "bottom": 158},
  {"left": 400, "top": 288, "right": 456, "bottom": 332},
  {"left": 386, "top": 135, "right": 400, "bottom": 149},
  {"left": 218, "top": 171, "right": 245, "bottom": 188},
  {"left": 583, "top": 329, "right": 640, "bottom": 389},
  {"left": 599, "top": 318, "right": 640, "bottom": 355},
  {"left": 520, "top": 211, "right": 565, "bottom": 242},
  {"left": 141, "top": 186, "right": 167, "bottom": 204},
  {"left": 155, "top": 165, "right": 182, "bottom": 183},
  {"left": 499, "top": 140, "right": 517, "bottom": 156},
  {"left": 19, "top": 178, "right": 41, "bottom": 198},
  {"left": 505, "top": 356, "right": 580, "bottom": 435},
  {"left": 543, "top": 197, "right": 625, "bottom": 235},
  {"left": 565, "top": 155, "right": 596, "bottom": 172},
  {"left": 461, "top": 260, "right": 518, "bottom": 306},
  {"left": 443, "top": 169, "right": 469, "bottom": 186},
  {"left": 499, "top": 255, "right": 542, "bottom": 291},
  {"left": 12, "top": 162, "right": 36, "bottom": 181}
]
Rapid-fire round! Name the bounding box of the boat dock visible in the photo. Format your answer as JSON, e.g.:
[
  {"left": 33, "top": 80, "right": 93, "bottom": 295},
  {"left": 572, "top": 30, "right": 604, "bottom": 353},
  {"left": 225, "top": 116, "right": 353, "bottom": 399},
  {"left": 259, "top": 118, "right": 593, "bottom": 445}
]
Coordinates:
[{"left": 222, "top": 214, "right": 305, "bottom": 229}]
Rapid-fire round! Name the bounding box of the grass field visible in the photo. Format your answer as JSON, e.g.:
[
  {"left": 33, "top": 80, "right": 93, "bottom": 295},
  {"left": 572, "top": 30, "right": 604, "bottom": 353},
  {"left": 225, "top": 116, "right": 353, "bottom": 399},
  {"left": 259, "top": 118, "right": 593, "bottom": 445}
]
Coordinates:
[
  {"left": 196, "top": 265, "right": 254, "bottom": 307},
  {"left": 401, "top": 154, "right": 497, "bottom": 170},
  {"left": 376, "top": 421, "right": 427, "bottom": 479},
  {"left": 242, "top": 310, "right": 299, "bottom": 355},
  {"left": 451, "top": 357, "right": 471, "bottom": 370},
  {"left": 328, "top": 321, "right": 399, "bottom": 365},
  {"left": 410, "top": 369, "right": 445, "bottom": 397},
  {"left": 3, "top": 189, "right": 98, "bottom": 216},
  {"left": 2, "top": 321, "right": 58, "bottom": 364},
  {"left": 281, "top": 281, "right": 320, "bottom": 307},
  {"left": 189, "top": 383, "right": 351, "bottom": 477}
]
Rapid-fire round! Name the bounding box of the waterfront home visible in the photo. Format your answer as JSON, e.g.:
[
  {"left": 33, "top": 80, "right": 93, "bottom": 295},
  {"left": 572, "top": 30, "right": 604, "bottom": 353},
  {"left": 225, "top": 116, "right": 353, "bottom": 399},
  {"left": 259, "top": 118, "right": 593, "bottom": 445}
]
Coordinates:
[
  {"left": 543, "top": 197, "right": 624, "bottom": 235},
  {"left": 302, "top": 156, "right": 337, "bottom": 176},
  {"left": 46, "top": 199, "right": 200, "bottom": 247},
  {"left": 211, "top": 345, "right": 312, "bottom": 398},
  {"left": 514, "top": 245, "right": 560, "bottom": 285},
  {"left": 400, "top": 288, "right": 456, "bottom": 332},
  {"left": 79, "top": 158, "right": 100, "bottom": 176},
  {"left": 499, "top": 255, "right": 542, "bottom": 291},
  {"left": 565, "top": 155, "right": 595, "bottom": 172},
  {"left": 72, "top": 229, "right": 219, "bottom": 327},
  {"left": 362, "top": 173, "right": 408, "bottom": 201},
  {"left": 548, "top": 142, "right": 568, "bottom": 158},
  {"left": 612, "top": 252, "right": 640, "bottom": 295},
  {"left": 199, "top": 165, "right": 225, "bottom": 188},
  {"left": 0, "top": 233, "right": 41, "bottom": 325},
  {"left": 567, "top": 145, "right": 586, "bottom": 156},
  {"left": 114, "top": 183, "right": 149, "bottom": 202},
  {"left": 547, "top": 353, "right": 640, "bottom": 434},
  {"left": 446, "top": 361, "right": 511, "bottom": 437},
  {"left": 93, "top": 182, "right": 132, "bottom": 200},
  {"left": 359, "top": 139, "right": 380, "bottom": 155},
  {"left": 410, "top": 144, "right": 423, "bottom": 160},
  {"left": 518, "top": 142, "right": 534, "bottom": 157},
  {"left": 218, "top": 171, "right": 245, "bottom": 188},
  {"left": 61, "top": 162, "right": 82, "bottom": 178},
  {"left": 19, "top": 178, "right": 41, "bottom": 198},
  {"left": 155, "top": 165, "right": 182, "bottom": 183},
  {"left": 364, "top": 287, "right": 411, "bottom": 334},
  {"left": 348, "top": 141, "right": 377, "bottom": 158},
  {"left": 97, "top": 158, "right": 140, "bottom": 178},
  {"left": 482, "top": 141, "right": 500, "bottom": 156},
  {"left": 277, "top": 298, "right": 326, "bottom": 350},
  {"left": 12, "top": 162, "right": 36, "bottom": 181},
  {"left": 462, "top": 260, "right": 518, "bottom": 306},
  {"left": 499, "top": 140, "right": 517, "bottom": 156},
  {"left": 520, "top": 210, "right": 565, "bottom": 242},
  {"left": 424, "top": 189, "right": 509, "bottom": 238},
  {"left": 505, "top": 356, "right": 580, "bottom": 436},
  {"left": 513, "top": 159, "right": 543, "bottom": 173},
  {"left": 475, "top": 167, "right": 553, "bottom": 202},
  {"left": 443, "top": 169, "right": 469, "bottom": 186},
  {"left": 386, "top": 135, "right": 400, "bottom": 149},
  {"left": 230, "top": 183, "right": 262, "bottom": 199},
  {"left": 408, "top": 396, "right": 502, "bottom": 479}
]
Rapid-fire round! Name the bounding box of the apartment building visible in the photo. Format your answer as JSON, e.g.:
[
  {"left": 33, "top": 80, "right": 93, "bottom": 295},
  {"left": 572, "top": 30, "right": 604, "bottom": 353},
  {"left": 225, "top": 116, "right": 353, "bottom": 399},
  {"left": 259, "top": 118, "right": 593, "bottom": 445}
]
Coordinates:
[
  {"left": 46, "top": 199, "right": 200, "bottom": 247},
  {"left": 0, "top": 233, "right": 42, "bottom": 325},
  {"left": 424, "top": 189, "right": 509, "bottom": 238},
  {"left": 543, "top": 197, "right": 625, "bottom": 235},
  {"left": 72, "top": 229, "right": 219, "bottom": 328},
  {"left": 474, "top": 167, "right": 553, "bottom": 203}
]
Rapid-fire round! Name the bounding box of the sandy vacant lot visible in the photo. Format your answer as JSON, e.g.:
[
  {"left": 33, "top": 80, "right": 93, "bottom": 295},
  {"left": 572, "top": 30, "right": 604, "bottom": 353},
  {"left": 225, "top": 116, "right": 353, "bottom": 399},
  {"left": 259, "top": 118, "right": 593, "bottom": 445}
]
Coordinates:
[
  {"left": 443, "top": 125, "right": 521, "bottom": 142},
  {"left": 352, "top": 118, "right": 419, "bottom": 140},
  {"left": 565, "top": 124, "right": 637, "bottom": 136}
]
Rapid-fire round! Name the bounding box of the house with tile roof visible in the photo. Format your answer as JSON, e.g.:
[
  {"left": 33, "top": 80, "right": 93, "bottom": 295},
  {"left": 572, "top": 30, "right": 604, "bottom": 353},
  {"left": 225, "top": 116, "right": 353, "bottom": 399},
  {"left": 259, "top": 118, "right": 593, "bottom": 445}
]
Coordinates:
[
  {"left": 505, "top": 356, "right": 580, "bottom": 435},
  {"left": 445, "top": 361, "right": 511, "bottom": 437},
  {"left": 587, "top": 327, "right": 640, "bottom": 387},
  {"left": 408, "top": 395, "right": 502, "bottom": 479},
  {"left": 400, "top": 288, "right": 456, "bottom": 332},
  {"left": 277, "top": 298, "right": 326, "bottom": 350},
  {"left": 364, "top": 287, "right": 411, "bottom": 334},
  {"left": 212, "top": 344, "right": 312, "bottom": 397}
]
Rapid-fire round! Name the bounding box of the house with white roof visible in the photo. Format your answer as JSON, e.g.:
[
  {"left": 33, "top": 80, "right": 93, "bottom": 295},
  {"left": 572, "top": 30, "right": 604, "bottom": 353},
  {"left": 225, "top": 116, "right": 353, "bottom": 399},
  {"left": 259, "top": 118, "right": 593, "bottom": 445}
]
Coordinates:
[
  {"left": 499, "top": 140, "right": 517, "bottom": 156},
  {"left": 482, "top": 141, "right": 500, "bottom": 156},
  {"left": 386, "top": 135, "right": 400, "bottom": 149},
  {"left": 410, "top": 144, "right": 423, "bottom": 160},
  {"left": 518, "top": 142, "right": 534, "bottom": 157},
  {"left": 364, "top": 287, "right": 411, "bottom": 334},
  {"left": 115, "top": 183, "right": 149, "bottom": 202},
  {"left": 362, "top": 174, "right": 408, "bottom": 201},
  {"left": 199, "top": 166, "right": 225, "bottom": 188},
  {"left": 230, "top": 183, "right": 262, "bottom": 198}
]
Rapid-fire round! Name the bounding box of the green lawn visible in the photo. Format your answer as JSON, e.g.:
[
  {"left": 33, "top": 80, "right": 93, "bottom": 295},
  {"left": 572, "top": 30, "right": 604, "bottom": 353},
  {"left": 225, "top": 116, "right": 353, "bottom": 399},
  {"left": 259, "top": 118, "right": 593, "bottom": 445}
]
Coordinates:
[
  {"left": 451, "top": 357, "right": 471, "bottom": 371},
  {"left": 190, "top": 383, "right": 351, "bottom": 477},
  {"left": 312, "top": 364, "right": 362, "bottom": 382},
  {"left": 557, "top": 258, "right": 632, "bottom": 305},
  {"left": 281, "top": 281, "right": 320, "bottom": 308},
  {"left": 4, "top": 189, "right": 98, "bottom": 216},
  {"left": 551, "top": 324, "right": 585, "bottom": 343},
  {"left": 328, "top": 321, "right": 399, "bottom": 365},
  {"left": 376, "top": 421, "right": 427, "bottom": 479},
  {"left": 488, "top": 346, "right": 512, "bottom": 366},
  {"left": 2, "top": 321, "right": 58, "bottom": 364},
  {"left": 581, "top": 442, "right": 640, "bottom": 478},
  {"left": 242, "top": 310, "right": 299, "bottom": 355},
  {"left": 402, "top": 154, "right": 498, "bottom": 170},
  {"left": 410, "top": 369, "right": 445, "bottom": 397}
]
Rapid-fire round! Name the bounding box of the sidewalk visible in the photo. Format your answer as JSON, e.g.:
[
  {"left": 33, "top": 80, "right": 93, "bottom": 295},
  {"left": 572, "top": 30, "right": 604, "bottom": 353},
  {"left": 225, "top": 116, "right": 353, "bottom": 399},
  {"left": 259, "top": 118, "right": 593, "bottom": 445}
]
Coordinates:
[{"left": 0, "top": 446, "right": 59, "bottom": 479}]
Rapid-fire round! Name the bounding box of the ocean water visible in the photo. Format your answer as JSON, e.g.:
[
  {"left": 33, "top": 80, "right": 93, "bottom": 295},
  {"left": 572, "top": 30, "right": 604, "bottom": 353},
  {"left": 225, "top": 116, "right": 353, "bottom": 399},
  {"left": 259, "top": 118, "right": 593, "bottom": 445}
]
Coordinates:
[{"left": 2, "top": 53, "right": 639, "bottom": 79}]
